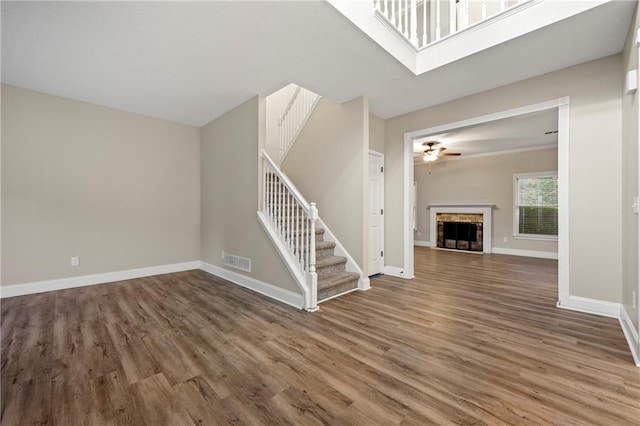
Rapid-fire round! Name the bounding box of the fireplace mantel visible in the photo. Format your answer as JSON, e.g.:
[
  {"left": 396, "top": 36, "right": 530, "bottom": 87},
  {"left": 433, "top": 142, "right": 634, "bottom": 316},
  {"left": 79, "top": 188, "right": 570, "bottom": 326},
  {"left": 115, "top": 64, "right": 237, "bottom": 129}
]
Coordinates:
[
  {"left": 427, "top": 204, "right": 496, "bottom": 209},
  {"left": 428, "top": 204, "right": 494, "bottom": 253}
]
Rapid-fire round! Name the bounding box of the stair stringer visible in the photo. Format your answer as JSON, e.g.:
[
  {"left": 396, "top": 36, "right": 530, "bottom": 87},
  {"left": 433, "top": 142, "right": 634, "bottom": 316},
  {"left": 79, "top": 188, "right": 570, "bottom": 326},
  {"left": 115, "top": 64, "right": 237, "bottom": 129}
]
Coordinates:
[
  {"left": 316, "top": 218, "right": 371, "bottom": 294},
  {"left": 257, "top": 211, "right": 317, "bottom": 312}
]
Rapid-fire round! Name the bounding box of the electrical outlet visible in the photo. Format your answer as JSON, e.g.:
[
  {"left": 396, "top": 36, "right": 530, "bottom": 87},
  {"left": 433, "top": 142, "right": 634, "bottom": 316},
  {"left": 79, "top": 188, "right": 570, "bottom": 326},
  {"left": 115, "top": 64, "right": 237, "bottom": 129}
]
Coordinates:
[
  {"left": 503, "top": 237, "right": 508, "bottom": 243},
  {"left": 633, "top": 291, "right": 637, "bottom": 310},
  {"left": 70, "top": 256, "right": 80, "bottom": 267},
  {"left": 221, "top": 250, "right": 225, "bottom": 260}
]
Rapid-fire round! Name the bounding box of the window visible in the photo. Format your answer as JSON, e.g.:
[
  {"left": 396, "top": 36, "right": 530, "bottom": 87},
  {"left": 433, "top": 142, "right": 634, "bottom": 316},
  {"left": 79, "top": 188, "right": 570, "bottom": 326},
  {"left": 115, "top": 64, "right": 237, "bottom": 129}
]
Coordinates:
[{"left": 514, "top": 172, "right": 558, "bottom": 240}]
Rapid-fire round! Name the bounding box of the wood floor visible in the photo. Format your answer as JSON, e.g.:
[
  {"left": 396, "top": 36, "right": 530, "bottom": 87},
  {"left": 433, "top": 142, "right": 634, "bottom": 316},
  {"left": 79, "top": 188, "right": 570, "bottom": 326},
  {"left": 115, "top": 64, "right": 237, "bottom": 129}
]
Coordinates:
[{"left": 2, "top": 247, "right": 639, "bottom": 425}]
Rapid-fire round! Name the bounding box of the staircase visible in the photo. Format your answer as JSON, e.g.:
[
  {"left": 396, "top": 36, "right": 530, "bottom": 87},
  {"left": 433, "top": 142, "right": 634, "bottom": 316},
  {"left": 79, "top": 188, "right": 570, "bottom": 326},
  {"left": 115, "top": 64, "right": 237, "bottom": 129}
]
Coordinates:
[
  {"left": 312, "top": 228, "right": 360, "bottom": 301},
  {"left": 257, "top": 150, "right": 365, "bottom": 311}
]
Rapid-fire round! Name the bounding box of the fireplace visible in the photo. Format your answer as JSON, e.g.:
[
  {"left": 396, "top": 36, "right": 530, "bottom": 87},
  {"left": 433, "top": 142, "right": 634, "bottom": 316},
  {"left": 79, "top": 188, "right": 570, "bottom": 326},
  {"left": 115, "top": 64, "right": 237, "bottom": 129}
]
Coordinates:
[
  {"left": 437, "top": 213, "right": 483, "bottom": 251},
  {"left": 428, "top": 205, "right": 494, "bottom": 253}
]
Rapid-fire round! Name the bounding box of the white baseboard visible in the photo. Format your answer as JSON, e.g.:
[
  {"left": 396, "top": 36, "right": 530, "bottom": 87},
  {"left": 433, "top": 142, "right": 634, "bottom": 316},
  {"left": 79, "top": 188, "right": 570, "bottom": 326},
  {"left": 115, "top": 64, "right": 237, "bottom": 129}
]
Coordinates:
[
  {"left": 200, "top": 261, "right": 303, "bottom": 309},
  {"left": 414, "top": 240, "right": 432, "bottom": 247},
  {"left": 0, "top": 261, "right": 201, "bottom": 298},
  {"left": 383, "top": 265, "right": 413, "bottom": 279},
  {"left": 619, "top": 305, "right": 640, "bottom": 367},
  {"left": 359, "top": 277, "right": 371, "bottom": 291},
  {"left": 557, "top": 295, "right": 621, "bottom": 318},
  {"left": 492, "top": 247, "right": 558, "bottom": 259}
]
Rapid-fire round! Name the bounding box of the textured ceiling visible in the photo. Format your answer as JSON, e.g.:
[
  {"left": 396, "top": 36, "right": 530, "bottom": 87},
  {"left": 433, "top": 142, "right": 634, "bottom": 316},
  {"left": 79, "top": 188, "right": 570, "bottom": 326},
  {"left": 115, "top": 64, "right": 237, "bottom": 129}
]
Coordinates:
[{"left": 1, "top": 1, "right": 634, "bottom": 126}]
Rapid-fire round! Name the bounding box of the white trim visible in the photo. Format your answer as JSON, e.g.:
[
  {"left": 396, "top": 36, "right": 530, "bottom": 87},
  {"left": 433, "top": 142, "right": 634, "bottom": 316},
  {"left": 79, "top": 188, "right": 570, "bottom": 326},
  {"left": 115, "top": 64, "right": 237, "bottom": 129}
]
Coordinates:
[
  {"left": 414, "top": 240, "right": 432, "bottom": 247},
  {"left": 368, "top": 150, "right": 385, "bottom": 277},
  {"left": 404, "top": 97, "right": 570, "bottom": 308},
  {"left": 557, "top": 98, "right": 570, "bottom": 306},
  {"left": 200, "top": 261, "right": 304, "bottom": 309},
  {"left": 413, "top": 144, "right": 558, "bottom": 165},
  {"left": 513, "top": 171, "right": 558, "bottom": 240},
  {"left": 403, "top": 132, "right": 415, "bottom": 278},
  {"left": 318, "top": 286, "right": 360, "bottom": 304},
  {"left": 383, "top": 265, "right": 413, "bottom": 278},
  {"left": 257, "top": 211, "right": 311, "bottom": 307},
  {"left": 405, "top": 99, "right": 566, "bottom": 141},
  {"left": 556, "top": 296, "right": 620, "bottom": 318},
  {"left": 316, "top": 218, "right": 368, "bottom": 290},
  {"left": 491, "top": 247, "right": 558, "bottom": 260},
  {"left": 620, "top": 306, "right": 640, "bottom": 366},
  {"left": 0, "top": 261, "right": 201, "bottom": 298},
  {"left": 428, "top": 205, "right": 493, "bottom": 253}
]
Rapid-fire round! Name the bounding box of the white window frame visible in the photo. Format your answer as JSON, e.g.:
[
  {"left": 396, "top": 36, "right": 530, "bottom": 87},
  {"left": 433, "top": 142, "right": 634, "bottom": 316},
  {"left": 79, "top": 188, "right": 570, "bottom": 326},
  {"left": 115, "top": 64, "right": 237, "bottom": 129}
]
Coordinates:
[{"left": 513, "top": 171, "right": 559, "bottom": 241}]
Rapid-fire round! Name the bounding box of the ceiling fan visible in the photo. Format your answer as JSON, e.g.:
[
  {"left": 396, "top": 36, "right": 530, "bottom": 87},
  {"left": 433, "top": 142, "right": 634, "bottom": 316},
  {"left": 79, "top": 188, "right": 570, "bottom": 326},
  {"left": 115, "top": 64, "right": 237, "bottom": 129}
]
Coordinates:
[{"left": 422, "top": 141, "right": 461, "bottom": 162}]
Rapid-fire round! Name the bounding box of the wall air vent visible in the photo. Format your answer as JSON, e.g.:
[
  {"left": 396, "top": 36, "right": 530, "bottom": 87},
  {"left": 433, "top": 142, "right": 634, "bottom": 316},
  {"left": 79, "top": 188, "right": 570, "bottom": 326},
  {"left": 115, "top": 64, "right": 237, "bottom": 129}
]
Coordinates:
[{"left": 224, "top": 253, "right": 252, "bottom": 273}]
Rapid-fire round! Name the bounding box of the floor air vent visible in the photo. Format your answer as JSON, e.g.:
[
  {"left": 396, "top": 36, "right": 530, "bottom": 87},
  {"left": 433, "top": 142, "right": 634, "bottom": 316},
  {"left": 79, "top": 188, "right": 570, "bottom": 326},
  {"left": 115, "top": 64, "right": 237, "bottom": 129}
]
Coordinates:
[{"left": 224, "top": 253, "right": 252, "bottom": 272}]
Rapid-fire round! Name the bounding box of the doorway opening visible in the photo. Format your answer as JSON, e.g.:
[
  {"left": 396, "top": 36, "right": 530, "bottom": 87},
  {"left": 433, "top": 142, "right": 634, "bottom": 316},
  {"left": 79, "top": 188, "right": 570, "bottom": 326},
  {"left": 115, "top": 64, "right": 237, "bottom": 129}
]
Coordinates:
[{"left": 403, "top": 98, "right": 570, "bottom": 304}]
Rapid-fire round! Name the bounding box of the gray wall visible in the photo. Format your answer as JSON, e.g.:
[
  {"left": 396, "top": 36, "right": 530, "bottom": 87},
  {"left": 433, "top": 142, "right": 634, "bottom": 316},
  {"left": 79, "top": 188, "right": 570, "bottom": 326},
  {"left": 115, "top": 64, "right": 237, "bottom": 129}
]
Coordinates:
[
  {"left": 1, "top": 84, "right": 201, "bottom": 286},
  {"left": 281, "top": 97, "right": 369, "bottom": 274},
  {"left": 385, "top": 55, "right": 623, "bottom": 303},
  {"left": 369, "top": 113, "right": 385, "bottom": 153},
  {"left": 415, "top": 148, "right": 558, "bottom": 254},
  {"left": 200, "top": 96, "right": 299, "bottom": 293},
  {"left": 622, "top": 7, "right": 640, "bottom": 332}
]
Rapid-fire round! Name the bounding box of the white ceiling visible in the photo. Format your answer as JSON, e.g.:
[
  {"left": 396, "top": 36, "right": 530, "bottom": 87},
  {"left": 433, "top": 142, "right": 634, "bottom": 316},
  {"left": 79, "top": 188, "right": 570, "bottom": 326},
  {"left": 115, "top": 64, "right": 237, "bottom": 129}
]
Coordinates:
[
  {"left": 413, "top": 109, "right": 559, "bottom": 159},
  {"left": 1, "top": 1, "right": 635, "bottom": 127}
]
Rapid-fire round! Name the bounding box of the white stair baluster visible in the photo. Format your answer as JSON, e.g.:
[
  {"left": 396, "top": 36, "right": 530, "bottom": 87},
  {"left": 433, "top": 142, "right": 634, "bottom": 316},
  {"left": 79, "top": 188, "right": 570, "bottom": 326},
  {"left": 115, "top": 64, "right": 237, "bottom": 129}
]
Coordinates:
[
  {"left": 422, "top": 0, "right": 427, "bottom": 47},
  {"left": 435, "top": 0, "right": 441, "bottom": 40},
  {"left": 410, "top": 0, "right": 418, "bottom": 47},
  {"left": 449, "top": 0, "right": 456, "bottom": 35}
]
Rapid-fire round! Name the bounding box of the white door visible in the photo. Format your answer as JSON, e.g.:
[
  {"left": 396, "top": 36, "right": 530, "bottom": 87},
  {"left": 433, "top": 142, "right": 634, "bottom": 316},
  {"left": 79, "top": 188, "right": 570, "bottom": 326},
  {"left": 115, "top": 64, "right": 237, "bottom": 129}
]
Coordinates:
[{"left": 369, "top": 152, "right": 384, "bottom": 276}]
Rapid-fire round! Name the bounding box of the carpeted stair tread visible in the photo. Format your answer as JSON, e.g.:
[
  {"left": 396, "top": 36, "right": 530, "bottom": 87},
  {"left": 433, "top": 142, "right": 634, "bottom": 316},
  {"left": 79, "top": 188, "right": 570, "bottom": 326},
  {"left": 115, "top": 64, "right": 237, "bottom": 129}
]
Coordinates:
[
  {"left": 316, "top": 255, "right": 347, "bottom": 268},
  {"left": 318, "top": 271, "right": 360, "bottom": 290},
  {"left": 316, "top": 241, "right": 335, "bottom": 250},
  {"left": 318, "top": 272, "right": 359, "bottom": 301}
]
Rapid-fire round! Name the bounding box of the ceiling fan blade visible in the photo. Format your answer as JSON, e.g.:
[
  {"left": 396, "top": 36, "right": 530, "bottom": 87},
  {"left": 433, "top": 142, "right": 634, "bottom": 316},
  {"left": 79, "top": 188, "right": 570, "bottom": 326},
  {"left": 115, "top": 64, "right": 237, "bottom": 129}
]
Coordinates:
[{"left": 442, "top": 153, "right": 461, "bottom": 156}]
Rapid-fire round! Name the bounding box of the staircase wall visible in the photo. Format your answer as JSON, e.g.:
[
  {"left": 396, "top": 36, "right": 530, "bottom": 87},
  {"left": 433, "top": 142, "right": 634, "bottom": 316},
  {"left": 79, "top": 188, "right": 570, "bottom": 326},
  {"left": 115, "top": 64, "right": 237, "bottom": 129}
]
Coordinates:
[
  {"left": 200, "top": 96, "right": 299, "bottom": 293},
  {"left": 621, "top": 6, "right": 640, "bottom": 333},
  {"left": 281, "top": 96, "right": 369, "bottom": 275}
]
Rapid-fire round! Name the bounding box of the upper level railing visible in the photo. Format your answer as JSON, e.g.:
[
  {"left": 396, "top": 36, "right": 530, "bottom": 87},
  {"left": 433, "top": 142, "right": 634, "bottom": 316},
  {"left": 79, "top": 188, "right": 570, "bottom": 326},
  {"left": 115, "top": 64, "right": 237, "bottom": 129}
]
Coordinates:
[
  {"left": 374, "top": 0, "right": 530, "bottom": 49},
  {"left": 278, "top": 86, "right": 321, "bottom": 164}
]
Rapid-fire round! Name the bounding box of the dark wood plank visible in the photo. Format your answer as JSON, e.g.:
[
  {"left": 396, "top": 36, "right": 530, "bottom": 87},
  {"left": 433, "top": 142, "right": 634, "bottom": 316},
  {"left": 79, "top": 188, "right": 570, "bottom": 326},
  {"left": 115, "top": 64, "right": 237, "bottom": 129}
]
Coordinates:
[{"left": 2, "top": 248, "right": 640, "bottom": 425}]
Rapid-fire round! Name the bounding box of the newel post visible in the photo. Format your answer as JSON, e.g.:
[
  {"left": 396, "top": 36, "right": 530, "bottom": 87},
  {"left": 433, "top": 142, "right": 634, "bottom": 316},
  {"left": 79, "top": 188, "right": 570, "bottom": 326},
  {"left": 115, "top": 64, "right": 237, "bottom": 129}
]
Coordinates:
[{"left": 307, "top": 202, "right": 318, "bottom": 310}]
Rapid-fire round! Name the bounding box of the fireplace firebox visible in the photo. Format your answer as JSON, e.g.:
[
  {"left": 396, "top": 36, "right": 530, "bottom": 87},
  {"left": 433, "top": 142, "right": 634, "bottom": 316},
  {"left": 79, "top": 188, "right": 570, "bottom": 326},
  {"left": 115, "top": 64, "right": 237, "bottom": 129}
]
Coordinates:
[{"left": 436, "top": 213, "right": 483, "bottom": 252}]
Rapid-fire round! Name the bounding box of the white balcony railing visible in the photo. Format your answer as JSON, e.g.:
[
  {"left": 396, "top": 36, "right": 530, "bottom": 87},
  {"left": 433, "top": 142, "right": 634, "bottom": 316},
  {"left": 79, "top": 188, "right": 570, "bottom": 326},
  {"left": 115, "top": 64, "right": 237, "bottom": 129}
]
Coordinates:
[
  {"left": 278, "top": 86, "right": 321, "bottom": 164},
  {"left": 374, "top": 0, "right": 530, "bottom": 49}
]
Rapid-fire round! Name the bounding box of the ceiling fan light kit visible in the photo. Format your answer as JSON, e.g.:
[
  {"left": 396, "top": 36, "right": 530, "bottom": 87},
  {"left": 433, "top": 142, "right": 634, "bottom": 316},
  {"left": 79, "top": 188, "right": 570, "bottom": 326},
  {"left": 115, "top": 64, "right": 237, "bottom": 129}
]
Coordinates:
[{"left": 421, "top": 141, "right": 461, "bottom": 162}]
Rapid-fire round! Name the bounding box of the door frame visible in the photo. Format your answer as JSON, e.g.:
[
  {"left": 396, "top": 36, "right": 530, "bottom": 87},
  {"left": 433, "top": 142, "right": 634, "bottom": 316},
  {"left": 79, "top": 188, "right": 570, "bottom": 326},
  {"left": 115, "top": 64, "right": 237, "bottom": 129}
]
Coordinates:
[
  {"left": 369, "top": 150, "right": 385, "bottom": 276},
  {"left": 402, "top": 97, "right": 570, "bottom": 304}
]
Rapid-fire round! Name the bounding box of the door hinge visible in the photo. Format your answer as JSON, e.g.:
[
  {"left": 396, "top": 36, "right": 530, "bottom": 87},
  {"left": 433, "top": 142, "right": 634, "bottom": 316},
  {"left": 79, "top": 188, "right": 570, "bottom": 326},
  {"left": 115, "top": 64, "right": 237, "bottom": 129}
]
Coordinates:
[
  {"left": 381, "top": 208, "right": 383, "bottom": 215},
  {"left": 381, "top": 166, "right": 384, "bottom": 173},
  {"left": 381, "top": 251, "right": 384, "bottom": 257}
]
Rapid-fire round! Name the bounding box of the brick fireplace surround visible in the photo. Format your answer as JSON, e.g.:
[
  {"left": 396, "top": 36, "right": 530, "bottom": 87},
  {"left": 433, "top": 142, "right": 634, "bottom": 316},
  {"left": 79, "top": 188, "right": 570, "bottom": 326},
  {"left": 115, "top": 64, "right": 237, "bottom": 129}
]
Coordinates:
[{"left": 427, "top": 205, "right": 494, "bottom": 253}]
